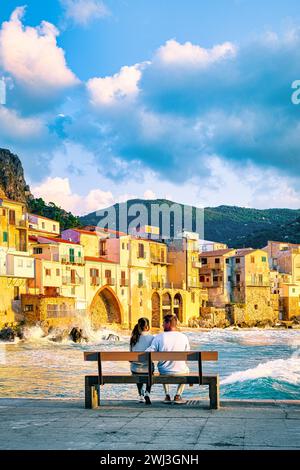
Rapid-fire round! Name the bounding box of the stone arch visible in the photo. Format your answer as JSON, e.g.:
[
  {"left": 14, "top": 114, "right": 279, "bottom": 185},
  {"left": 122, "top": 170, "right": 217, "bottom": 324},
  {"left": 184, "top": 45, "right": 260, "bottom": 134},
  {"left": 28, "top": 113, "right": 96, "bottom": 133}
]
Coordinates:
[
  {"left": 89, "top": 286, "right": 122, "bottom": 329},
  {"left": 151, "top": 292, "right": 161, "bottom": 328},
  {"left": 174, "top": 293, "right": 183, "bottom": 323}
]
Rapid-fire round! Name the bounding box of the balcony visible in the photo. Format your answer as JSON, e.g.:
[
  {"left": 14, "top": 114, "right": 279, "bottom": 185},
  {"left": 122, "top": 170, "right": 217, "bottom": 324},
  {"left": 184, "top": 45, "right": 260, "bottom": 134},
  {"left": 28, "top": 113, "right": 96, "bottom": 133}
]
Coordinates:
[
  {"left": 192, "top": 261, "right": 202, "bottom": 268},
  {"left": 152, "top": 281, "right": 161, "bottom": 289},
  {"left": 61, "top": 256, "right": 84, "bottom": 265},
  {"left": 138, "top": 280, "right": 146, "bottom": 288},
  {"left": 62, "top": 276, "right": 84, "bottom": 285},
  {"left": 151, "top": 255, "right": 167, "bottom": 264},
  {"left": 106, "top": 277, "right": 115, "bottom": 286},
  {"left": 120, "top": 279, "right": 129, "bottom": 287},
  {"left": 16, "top": 220, "right": 27, "bottom": 228},
  {"left": 18, "top": 243, "right": 27, "bottom": 252},
  {"left": 90, "top": 276, "right": 100, "bottom": 286}
]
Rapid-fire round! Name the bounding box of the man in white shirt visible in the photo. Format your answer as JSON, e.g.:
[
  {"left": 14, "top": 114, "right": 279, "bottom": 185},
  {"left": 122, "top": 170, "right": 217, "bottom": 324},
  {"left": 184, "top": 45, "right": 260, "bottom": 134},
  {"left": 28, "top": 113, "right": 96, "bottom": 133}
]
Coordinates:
[{"left": 147, "top": 314, "right": 190, "bottom": 404}]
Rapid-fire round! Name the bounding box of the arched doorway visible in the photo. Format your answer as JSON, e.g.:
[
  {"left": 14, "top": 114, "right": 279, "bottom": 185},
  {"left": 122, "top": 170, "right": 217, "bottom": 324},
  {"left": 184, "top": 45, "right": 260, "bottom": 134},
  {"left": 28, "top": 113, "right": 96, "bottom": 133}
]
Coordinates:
[
  {"left": 162, "top": 292, "right": 172, "bottom": 317},
  {"left": 151, "top": 292, "right": 160, "bottom": 328},
  {"left": 174, "top": 293, "right": 183, "bottom": 323},
  {"left": 90, "top": 287, "right": 122, "bottom": 329}
]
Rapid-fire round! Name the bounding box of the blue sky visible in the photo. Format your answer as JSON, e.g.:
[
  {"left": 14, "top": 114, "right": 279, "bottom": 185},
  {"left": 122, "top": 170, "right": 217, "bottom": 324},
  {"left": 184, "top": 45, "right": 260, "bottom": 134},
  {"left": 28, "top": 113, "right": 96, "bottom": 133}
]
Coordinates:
[{"left": 1, "top": 0, "right": 300, "bottom": 214}]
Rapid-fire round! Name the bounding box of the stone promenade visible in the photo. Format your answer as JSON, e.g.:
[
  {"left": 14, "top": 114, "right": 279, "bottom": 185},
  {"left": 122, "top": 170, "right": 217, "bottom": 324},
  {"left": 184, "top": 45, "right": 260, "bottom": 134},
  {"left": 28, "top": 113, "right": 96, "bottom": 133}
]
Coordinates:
[{"left": 0, "top": 398, "right": 300, "bottom": 450}]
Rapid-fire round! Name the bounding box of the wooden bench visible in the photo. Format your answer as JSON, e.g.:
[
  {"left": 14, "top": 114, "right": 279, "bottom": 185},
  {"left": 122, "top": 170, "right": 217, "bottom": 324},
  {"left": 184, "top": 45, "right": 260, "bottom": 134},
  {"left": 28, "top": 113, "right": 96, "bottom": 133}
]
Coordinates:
[{"left": 84, "top": 351, "right": 219, "bottom": 409}]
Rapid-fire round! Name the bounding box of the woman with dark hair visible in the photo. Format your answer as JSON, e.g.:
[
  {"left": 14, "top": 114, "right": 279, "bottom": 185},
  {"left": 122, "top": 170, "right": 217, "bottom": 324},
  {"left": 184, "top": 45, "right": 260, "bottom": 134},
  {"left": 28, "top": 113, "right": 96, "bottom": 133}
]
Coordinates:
[{"left": 130, "top": 317, "right": 154, "bottom": 405}]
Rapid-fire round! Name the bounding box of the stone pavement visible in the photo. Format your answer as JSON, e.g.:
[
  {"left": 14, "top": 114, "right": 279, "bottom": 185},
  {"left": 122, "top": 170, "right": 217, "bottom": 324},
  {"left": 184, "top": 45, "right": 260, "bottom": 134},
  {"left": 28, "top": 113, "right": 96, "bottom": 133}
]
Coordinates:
[{"left": 0, "top": 398, "right": 300, "bottom": 450}]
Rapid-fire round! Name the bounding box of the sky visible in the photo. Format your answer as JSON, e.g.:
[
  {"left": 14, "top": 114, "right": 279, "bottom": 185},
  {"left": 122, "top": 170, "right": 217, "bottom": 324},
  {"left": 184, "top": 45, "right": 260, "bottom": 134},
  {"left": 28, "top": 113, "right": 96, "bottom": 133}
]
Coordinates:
[{"left": 1, "top": 0, "right": 300, "bottom": 215}]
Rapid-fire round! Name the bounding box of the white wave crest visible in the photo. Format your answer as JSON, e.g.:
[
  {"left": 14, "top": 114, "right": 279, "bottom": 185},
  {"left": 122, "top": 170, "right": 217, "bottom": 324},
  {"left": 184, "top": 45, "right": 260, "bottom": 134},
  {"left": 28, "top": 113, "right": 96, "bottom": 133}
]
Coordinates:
[{"left": 221, "top": 351, "right": 300, "bottom": 386}]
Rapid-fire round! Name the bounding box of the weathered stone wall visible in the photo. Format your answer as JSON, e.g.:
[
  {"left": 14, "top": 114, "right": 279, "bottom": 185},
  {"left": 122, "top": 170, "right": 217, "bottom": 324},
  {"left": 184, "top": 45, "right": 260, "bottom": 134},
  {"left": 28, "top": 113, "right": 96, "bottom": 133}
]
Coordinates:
[
  {"left": 282, "top": 296, "right": 300, "bottom": 321},
  {"left": 21, "top": 294, "right": 76, "bottom": 328},
  {"left": 245, "top": 287, "right": 277, "bottom": 325}
]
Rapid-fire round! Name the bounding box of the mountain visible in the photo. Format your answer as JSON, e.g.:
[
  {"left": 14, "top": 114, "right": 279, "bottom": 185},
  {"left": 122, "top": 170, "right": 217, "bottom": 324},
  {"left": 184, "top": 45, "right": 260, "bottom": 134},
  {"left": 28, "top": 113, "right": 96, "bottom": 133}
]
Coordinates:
[
  {"left": 0, "top": 148, "right": 80, "bottom": 231},
  {"left": 79, "top": 199, "right": 300, "bottom": 248},
  {"left": 0, "top": 148, "right": 33, "bottom": 203},
  {"left": 1, "top": 149, "right": 300, "bottom": 247}
]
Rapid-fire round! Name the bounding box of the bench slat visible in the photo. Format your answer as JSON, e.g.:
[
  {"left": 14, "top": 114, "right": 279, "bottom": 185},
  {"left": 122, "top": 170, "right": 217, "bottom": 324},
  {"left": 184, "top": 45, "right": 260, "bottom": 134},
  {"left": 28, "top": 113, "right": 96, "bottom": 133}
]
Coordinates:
[
  {"left": 84, "top": 351, "right": 218, "bottom": 361},
  {"left": 84, "top": 352, "right": 148, "bottom": 362},
  {"left": 151, "top": 351, "right": 218, "bottom": 361}
]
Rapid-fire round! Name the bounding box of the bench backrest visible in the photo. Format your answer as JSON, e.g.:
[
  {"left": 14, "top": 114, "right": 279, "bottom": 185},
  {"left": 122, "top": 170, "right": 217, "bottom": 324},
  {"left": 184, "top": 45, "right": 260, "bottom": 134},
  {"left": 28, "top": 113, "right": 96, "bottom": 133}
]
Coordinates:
[{"left": 84, "top": 351, "right": 218, "bottom": 386}]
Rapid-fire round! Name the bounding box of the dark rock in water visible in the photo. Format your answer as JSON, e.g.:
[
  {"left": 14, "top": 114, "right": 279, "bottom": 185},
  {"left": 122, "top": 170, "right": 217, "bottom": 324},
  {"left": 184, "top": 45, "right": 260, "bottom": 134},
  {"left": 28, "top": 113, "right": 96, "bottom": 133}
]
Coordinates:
[
  {"left": 0, "top": 327, "right": 15, "bottom": 342},
  {"left": 69, "top": 327, "right": 88, "bottom": 343},
  {"left": 103, "top": 333, "right": 120, "bottom": 342}
]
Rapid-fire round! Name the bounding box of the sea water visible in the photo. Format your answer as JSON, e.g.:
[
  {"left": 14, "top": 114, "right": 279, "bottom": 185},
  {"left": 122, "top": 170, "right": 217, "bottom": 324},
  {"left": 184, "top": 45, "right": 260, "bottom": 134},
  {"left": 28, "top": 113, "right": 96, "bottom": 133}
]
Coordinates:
[{"left": 0, "top": 328, "right": 299, "bottom": 400}]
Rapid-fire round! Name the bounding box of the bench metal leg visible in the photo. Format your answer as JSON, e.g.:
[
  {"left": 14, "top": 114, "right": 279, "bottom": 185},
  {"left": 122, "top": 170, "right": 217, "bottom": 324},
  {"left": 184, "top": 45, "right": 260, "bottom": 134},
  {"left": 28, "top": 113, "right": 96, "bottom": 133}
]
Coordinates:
[
  {"left": 85, "top": 377, "right": 100, "bottom": 409},
  {"left": 208, "top": 376, "right": 220, "bottom": 409}
]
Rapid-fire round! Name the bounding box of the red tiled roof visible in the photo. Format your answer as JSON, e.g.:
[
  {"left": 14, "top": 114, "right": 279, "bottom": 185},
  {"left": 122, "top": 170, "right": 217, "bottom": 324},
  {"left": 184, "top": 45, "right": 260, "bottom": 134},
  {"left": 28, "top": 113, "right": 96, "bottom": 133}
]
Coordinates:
[
  {"left": 72, "top": 229, "right": 98, "bottom": 236},
  {"left": 84, "top": 256, "right": 116, "bottom": 264},
  {"left": 200, "top": 249, "right": 234, "bottom": 257},
  {"left": 37, "top": 236, "right": 80, "bottom": 245}
]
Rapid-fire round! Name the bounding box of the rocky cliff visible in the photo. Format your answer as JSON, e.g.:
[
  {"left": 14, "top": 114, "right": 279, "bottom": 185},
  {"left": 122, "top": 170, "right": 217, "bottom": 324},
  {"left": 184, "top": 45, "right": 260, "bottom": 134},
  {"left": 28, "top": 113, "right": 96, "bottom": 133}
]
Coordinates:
[{"left": 0, "top": 148, "right": 33, "bottom": 203}]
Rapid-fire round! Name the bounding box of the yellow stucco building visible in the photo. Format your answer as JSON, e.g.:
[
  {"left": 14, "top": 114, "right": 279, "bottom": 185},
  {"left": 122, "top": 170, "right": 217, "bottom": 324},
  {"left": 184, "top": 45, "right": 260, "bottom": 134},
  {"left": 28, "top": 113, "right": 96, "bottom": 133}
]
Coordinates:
[{"left": 0, "top": 189, "right": 34, "bottom": 327}]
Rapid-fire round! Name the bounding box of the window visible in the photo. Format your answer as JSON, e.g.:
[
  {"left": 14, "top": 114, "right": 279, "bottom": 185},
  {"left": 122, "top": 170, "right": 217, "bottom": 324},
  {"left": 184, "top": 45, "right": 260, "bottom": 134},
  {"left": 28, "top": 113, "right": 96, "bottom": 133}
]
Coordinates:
[
  {"left": 122, "top": 242, "right": 125, "bottom": 250},
  {"left": 9, "top": 210, "right": 15, "bottom": 225},
  {"left": 228, "top": 276, "right": 231, "bottom": 281},
  {"left": 191, "top": 292, "right": 195, "bottom": 303},
  {"left": 215, "top": 258, "right": 220, "bottom": 264},
  {"left": 236, "top": 258, "right": 240, "bottom": 264},
  {"left": 213, "top": 276, "right": 218, "bottom": 282},
  {"left": 56, "top": 269, "right": 60, "bottom": 276},
  {"left": 42, "top": 222, "right": 45, "bottom": 229},
  {"left": 120, "top": 271, "right": 126, "bottom": 287},
  {"left": 254, "top": 304, "right": 258, "bottom": 310},
  {"left": 251, "top": 256, "right": 255, "bottom": 263},
  {"left": 259, "top": 274, "right": 263, "bottom": 285},
  {"left": 53, "top": 224, "right": 56, "bottom": 231},
  {"left": 138, "top": 272, "right": 144, "bottom": 287},
  {"left": 201, "top": 257, "right": 207, "bottom": 265},
  {"left": 138, "top": 243, "right": 145, "bottom": 258},
  {"left": 292, "top": 288, "right": 296, "bottom": 293},
  {"left": 27, "top": 260, "right": 32, "bottom": 268},
  {"left": 17, "top": 259, "right": 23, "bottom": 267},
  {"left": 3, "top": 231, "right": 8, "bottom": 242},
  {"left": 24, "top": 305, "right": 33, "bottom": 312},
  {"left": 69, "top": 248, "right": 75, "bottom": 263},
  {"left": 90, "top": 268, "right": 99, "bottom": 277},
  {"left": 1, "top": 209, "right": 6, "bottom": 216},
  {"left": 33, "top": 247, "right": 42, "bottom": 254},
  {"left": 262, "top": 256, "right": 267, "bottom": 262},
  {"left": 225, "top": 258, "right": 229, "bottom": 264},
  {"left": 200, "top": 275, "right": 205, "bottom": 282},
  {"left": 105, "top": 269, "right": 112, "bottom": 279},
  {"left": 100, "top": 240, "right": 107, "bottom": 256},
  {"left": 236, "top": 274, "right": 240, "bottom": 283},
  {"left": 14, "top": 286, "right": 20, "bottom": 300},
  {"left": 45, "top": 268, "right": 51, "bottom": 276}
]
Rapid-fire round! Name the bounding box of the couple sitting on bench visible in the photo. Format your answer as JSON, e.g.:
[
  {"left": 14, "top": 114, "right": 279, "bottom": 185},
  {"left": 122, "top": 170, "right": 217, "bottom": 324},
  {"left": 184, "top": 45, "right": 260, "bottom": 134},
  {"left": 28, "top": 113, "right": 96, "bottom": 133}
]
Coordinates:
[{"left": 130, "top": 314, "right": 190, "bottom": 405}]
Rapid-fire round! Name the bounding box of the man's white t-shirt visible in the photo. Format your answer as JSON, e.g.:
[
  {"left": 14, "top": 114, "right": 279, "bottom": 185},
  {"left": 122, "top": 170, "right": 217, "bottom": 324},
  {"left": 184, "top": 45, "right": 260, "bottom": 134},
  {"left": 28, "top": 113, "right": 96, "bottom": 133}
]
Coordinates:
[{"left": 147, "top": 331, "right": 190, "bottom": 374}]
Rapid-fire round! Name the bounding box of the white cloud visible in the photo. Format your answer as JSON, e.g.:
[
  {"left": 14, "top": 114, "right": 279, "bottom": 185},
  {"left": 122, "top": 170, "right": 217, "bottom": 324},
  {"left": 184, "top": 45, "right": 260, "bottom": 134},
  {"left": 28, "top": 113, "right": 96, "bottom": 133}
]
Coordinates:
[
  {"left": 60, "top": 0, "right": 109, "bottom": 26},
  {"left": 32, "top": 177, "right": 114, "bottom": 215},
  {"left": 0, "top": 106, "right": 45, "bottom": 140},
  {"left": 156, "top": 39, "right": 236, "bottom": 67},
  {"left": 0, "top": 7, "right": 78, "bottom": 95},
  {"left": 87, "top": 64, "right": 143, "bottom": 106}
]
